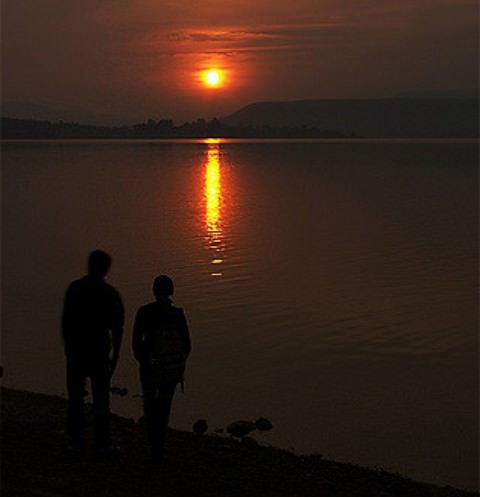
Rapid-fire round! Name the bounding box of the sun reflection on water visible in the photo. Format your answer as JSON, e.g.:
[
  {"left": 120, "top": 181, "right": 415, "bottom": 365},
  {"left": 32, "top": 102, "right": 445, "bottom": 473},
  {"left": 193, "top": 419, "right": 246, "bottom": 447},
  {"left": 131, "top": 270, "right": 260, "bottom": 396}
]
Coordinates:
[{"left": 204, "top": 143, "right": 224, "bottom": 276}]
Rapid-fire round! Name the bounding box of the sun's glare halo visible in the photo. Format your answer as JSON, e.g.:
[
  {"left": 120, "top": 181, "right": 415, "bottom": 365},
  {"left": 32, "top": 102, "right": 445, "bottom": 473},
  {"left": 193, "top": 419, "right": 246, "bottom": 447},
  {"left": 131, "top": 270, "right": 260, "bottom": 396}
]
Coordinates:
[{"left": 203, "top": 69, "right": 223, "bottom": 88}]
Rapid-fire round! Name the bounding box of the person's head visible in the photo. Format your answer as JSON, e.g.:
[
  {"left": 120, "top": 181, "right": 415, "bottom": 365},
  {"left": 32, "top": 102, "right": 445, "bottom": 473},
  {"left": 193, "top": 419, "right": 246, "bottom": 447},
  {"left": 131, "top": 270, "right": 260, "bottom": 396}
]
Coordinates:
[
  {"left": 87, "top": 250, "right": 112, "bottom": 278},
  {"left": 153, "top": 275, "right": 174, "bottom": 300}
]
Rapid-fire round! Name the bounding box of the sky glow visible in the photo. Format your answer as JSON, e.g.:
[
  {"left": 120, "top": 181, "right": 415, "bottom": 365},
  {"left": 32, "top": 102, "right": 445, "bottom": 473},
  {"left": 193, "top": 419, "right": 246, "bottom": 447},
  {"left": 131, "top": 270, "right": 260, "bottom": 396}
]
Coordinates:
[{"left": 1, "top": 0, "right": 478, "bottom": 123}]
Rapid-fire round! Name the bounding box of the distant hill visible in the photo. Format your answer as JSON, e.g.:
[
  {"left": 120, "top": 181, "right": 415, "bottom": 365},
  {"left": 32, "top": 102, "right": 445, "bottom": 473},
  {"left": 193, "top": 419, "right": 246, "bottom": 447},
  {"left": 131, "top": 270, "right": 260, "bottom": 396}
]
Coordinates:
[
  {"left": 394, "top": 88, "right": 479, "bottom": 99},
  {"left": 223, "top": 98, "right": 479, "bottom": 138}
]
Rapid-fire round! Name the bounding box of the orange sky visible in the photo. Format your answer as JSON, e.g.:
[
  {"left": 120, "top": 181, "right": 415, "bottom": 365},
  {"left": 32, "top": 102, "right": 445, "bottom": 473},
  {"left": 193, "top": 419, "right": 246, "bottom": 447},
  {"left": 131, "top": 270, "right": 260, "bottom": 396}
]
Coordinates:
[{"left": 1, "top": 0, "right": 478, "bottom": 123}]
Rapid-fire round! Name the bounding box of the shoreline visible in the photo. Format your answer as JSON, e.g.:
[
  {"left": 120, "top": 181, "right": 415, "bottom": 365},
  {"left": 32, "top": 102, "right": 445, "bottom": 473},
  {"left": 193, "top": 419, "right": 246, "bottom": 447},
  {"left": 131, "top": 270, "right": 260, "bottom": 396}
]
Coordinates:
[
  {"left": 2, "top": 387, "right": 477, "bottom": 497},
  {"left": 1, "top": 137, "right": 479, "bottom": 144}
]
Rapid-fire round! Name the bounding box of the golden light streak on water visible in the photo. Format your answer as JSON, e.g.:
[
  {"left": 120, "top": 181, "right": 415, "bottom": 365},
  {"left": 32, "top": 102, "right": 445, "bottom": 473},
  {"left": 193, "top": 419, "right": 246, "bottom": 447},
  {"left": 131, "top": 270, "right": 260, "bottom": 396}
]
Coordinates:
[{"left": 204, "top": 143, "right": 224, "bottom": 275}]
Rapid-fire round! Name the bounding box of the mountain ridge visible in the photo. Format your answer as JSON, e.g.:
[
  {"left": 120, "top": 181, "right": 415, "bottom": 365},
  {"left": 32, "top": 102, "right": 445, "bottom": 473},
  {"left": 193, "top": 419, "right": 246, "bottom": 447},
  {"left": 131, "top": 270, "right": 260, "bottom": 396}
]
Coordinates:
[{"left": 223, "top": 97, "right": 479, "bottom": 138}]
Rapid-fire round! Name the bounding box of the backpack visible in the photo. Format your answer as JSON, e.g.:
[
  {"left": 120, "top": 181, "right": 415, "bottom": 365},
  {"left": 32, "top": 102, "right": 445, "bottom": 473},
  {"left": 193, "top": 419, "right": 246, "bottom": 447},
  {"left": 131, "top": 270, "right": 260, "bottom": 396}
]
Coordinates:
[{"left": 148, "top": 321, "right": 186, "bottom": 387}]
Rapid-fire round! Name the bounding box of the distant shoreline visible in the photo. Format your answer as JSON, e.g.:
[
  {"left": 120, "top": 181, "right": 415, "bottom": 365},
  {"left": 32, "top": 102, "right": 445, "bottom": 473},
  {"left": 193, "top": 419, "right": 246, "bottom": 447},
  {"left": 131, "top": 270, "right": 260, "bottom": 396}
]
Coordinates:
[
  {"left": 2, "top": 96, "right": 478, "bottom": 140},
  {"left": 0, "top": 116, "right": 358, "bottom": 140},
  {"left": 2, "top": 137, "right": 479, "bottom": 144}
]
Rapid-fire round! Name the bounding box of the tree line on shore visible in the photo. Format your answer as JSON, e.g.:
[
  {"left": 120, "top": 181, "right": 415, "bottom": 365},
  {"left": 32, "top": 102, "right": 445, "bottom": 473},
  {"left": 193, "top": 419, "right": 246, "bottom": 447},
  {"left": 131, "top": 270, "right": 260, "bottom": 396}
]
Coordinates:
[{"left": 1, "top": 116, "right": 357, "bottom": 139}]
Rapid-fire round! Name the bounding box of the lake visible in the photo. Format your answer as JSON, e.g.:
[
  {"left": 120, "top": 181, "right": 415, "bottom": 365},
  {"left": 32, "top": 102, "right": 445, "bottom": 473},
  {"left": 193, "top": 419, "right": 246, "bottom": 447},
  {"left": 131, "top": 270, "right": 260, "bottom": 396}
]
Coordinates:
[{"left": 1, "top": 139, "right": 478, "bottom": 489}]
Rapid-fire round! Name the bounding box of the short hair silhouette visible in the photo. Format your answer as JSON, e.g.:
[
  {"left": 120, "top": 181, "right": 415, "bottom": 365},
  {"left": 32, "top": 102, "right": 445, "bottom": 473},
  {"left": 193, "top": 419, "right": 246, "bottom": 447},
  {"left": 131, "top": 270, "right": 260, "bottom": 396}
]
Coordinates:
[
  {"left": 153, "top": 275, "right": 174, "bottom": 298},
  {"left": 88, "top": 250, "right": 112, "bottom": 278}
]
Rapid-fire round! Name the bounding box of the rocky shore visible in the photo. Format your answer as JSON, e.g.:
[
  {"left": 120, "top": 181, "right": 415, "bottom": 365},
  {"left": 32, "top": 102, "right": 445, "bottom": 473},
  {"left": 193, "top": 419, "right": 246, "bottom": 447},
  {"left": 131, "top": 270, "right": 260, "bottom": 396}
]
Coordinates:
[{"left": 2, "top": 387, "right": 477, "bottom": 497}]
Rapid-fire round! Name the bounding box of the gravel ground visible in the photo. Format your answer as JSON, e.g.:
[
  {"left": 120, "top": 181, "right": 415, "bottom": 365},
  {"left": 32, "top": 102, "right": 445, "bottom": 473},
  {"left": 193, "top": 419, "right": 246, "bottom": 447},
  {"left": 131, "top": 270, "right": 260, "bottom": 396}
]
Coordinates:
[{"left": 2, "top": 388, "right": 477, "bottom": 497}]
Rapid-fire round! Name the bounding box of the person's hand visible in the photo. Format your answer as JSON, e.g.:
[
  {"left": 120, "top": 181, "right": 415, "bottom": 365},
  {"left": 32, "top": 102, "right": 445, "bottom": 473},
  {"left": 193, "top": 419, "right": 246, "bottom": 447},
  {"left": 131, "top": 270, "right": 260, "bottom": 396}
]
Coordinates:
[
  {"left": 109, "top": 353, "right": 119, "bottom": 378},
  {"left": 134, "top": 350, "right": 146, "bottom": 363}
]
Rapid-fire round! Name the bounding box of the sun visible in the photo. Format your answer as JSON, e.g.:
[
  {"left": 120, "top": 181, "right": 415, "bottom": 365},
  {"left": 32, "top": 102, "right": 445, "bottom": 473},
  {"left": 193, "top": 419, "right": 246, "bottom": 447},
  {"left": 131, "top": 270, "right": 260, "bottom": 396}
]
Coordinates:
[
  {"left": 203, "top": 69, "right": 223, "bottom": 88},
  {"left": 206, "top": 71, "right": 220, "bottom": 86}
]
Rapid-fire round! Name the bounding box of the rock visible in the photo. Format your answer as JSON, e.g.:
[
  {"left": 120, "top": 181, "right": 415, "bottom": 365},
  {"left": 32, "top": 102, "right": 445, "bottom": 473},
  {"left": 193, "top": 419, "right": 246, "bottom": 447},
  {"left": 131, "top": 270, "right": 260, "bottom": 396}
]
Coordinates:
[
  {"left": 226, "top": 420, "right": 257, "bottom": 438},
  {"left": 214, "top": 428, "right": 224, "bottom": 434},
  {"left": 255, "top": 417, "right": 273, "bottom": 431},
  {"left": 192, "top": 419, "right": 208, "bottom": 434},
  {"left": 241, "top": 436, "right": 259, "bottom": 449}
]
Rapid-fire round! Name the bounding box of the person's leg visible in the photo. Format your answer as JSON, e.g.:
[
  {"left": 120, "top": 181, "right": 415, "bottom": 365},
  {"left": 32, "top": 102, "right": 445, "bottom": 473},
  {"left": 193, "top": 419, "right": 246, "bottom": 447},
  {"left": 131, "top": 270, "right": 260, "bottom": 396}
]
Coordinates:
[
  {"left": 66, "top": 359, "right": 86, "bottom": 449},
  {"left": 91, "top": 361, "right": 111, "bottom": 449},
  {"left": 151, "top": 381, "right": 176, "bottom": 461},
  {"left": 141, "top": 372, "right": 158, "bottom": 458}
]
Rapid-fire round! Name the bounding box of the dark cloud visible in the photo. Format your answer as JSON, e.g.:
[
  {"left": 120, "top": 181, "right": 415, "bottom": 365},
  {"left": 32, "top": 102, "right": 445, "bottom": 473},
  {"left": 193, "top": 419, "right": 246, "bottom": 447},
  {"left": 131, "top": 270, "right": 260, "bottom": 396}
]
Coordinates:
[{"left": 168, "top": 30, "right": 283, "bottom": 43}]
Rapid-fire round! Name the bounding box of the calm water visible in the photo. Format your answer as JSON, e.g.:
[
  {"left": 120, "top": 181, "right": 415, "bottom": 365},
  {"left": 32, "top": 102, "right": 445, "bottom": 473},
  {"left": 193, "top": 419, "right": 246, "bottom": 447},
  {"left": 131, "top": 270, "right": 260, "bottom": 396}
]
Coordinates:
[{"left": 1, "top": 139, "right": 478, "bottom": 489}]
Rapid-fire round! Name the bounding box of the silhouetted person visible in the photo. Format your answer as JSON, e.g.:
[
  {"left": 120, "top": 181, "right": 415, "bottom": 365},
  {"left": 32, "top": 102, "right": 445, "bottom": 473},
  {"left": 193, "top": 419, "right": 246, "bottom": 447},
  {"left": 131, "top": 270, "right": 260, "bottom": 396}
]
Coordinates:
[
  {"left": 62, "top": 250, "right": 124, "bottom": 451},
  {"left": 132, "top": 275, "right": 191, "bottom": 462}
]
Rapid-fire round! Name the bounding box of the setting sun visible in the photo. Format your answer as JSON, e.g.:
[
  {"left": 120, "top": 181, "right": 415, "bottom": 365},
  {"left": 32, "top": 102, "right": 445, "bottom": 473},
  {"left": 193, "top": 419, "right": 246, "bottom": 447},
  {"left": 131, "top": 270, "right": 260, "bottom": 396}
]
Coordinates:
[{"left": 203, "top": 69, "right": 223, "bottom": 88}]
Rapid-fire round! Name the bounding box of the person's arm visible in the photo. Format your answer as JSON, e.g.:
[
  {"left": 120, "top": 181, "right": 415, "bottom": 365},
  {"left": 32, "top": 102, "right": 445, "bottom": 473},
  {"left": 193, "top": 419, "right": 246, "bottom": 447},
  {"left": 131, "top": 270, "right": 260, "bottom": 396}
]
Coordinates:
[
  {"left": 177, "top": 309, "right": 191, "bottom": 358},
  {"left": 110, "top": 327, "right": 123, "bottom": 375},
  {"left": 132, "top": 307, "right": 146, "bottom": 362},
  {"left": 109, "top": 291, "right": 124, "bottom": 376}
]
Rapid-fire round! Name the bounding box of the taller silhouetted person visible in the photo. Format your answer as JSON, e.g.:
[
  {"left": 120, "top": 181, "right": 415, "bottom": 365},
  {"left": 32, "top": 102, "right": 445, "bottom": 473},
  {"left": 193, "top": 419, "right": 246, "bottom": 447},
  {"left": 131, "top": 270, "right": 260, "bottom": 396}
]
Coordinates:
[
  {"left": 132, "top": 275, "right": 191, "bottom": 463},
  {"left": 62, "top": 250, "right": 124, "bottom": 451}
]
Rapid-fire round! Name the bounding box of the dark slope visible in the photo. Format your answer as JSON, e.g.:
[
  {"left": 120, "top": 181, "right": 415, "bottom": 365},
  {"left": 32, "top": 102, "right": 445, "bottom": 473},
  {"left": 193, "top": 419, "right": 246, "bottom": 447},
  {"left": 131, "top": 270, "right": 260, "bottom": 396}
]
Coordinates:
[
  {"left": 2, "top": 388, "right": 477, "bottom": 497},
  {"left": 223, "top": 98, "right": 479, "bottom": 138}
]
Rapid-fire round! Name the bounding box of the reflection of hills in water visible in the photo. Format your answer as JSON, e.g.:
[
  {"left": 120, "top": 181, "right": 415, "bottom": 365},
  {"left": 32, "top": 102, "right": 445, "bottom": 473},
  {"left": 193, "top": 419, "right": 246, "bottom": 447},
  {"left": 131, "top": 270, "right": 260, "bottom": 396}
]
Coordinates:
[{"left": 204, "top": 142, "right": 225, "bottom": 277}]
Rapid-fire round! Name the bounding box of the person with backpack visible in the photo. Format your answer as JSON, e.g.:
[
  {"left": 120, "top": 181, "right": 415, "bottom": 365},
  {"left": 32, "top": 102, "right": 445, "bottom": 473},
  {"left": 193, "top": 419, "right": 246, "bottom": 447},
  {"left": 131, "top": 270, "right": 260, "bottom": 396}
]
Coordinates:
[
  {"left": 62, "top": 250, "right": 124, "bottom": 452},
  {"left": 132, "top": 275, "right": 191, "bottom": 463}
]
